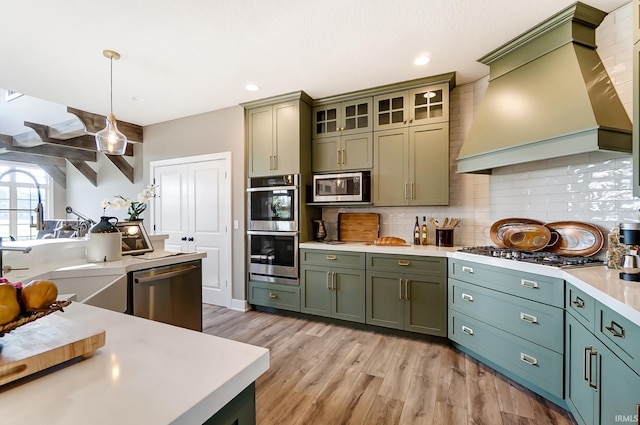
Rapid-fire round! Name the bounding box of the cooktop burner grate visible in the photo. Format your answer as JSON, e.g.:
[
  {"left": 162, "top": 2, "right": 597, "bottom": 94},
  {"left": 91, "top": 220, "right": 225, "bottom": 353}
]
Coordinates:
[{"left": 458, "top": 246, "right": 603, "bottom": 268}]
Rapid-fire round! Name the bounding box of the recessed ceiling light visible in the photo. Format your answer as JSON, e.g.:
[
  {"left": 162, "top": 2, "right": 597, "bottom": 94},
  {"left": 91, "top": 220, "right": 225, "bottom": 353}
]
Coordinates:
[
  {"left": 246, "top": 84, "right": 259, "bottom": 91},
  {"left": 414, "top": 56, "right": 431, "bottom": 66}
]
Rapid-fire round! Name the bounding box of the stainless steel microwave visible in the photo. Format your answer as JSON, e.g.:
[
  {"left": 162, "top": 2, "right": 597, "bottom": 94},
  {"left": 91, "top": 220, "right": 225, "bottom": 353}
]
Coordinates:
[{"left": 312, "top": 171, "right": 371, "bottom": 203}]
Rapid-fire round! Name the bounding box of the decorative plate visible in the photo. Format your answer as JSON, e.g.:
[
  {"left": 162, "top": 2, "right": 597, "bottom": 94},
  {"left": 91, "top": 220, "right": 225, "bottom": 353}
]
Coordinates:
[
  {"left": 502, "top": 224, "right": 552, "bottom": 251},
  {"left": 545, "top": 221, "right": 604, "bottom": 257},
  {"left": 489, "top": 218, "right": 546, "bottom": 248}
]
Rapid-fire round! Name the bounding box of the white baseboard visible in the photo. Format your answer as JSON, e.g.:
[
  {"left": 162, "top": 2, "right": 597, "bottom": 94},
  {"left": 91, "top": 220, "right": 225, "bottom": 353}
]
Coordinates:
[{"left": 230, "top": 298, "right": 250, "bottom": 312}]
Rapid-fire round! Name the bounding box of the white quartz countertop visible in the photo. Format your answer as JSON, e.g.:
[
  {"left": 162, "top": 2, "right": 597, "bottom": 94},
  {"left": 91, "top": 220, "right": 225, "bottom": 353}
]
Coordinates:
[
  {"left": 300, "top": 241, "right": 640, "bottom": 326},
  {"left": 0, "top": 302, "right": 270, "bottom": 425}
]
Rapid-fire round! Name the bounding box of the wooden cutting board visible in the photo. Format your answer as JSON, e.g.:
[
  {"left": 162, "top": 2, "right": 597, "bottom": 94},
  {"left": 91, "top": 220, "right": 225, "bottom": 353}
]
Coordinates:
[
  {"left": 0, "top": 313, "right": 105, "bottom": 386},
  {"left": 338, "top": 213, "right": 380, "bottom": 242}
]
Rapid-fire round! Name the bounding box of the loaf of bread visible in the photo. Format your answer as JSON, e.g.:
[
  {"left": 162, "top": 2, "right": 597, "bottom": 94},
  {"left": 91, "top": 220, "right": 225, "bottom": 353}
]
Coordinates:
[{"left": 372, "top": 236, "right": 407, "bottom": 245}]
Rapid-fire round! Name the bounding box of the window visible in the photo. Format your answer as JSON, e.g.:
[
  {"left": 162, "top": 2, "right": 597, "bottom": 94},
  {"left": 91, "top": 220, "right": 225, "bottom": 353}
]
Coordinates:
[{"left": 0, "top": 164, "right": 50, "bottom": 241}]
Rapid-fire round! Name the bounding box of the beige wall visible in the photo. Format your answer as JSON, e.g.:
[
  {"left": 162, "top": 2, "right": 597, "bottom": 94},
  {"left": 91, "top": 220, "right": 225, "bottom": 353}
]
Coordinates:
[{"left": 142, "top": 106, "right": 246, "bottom": 302}]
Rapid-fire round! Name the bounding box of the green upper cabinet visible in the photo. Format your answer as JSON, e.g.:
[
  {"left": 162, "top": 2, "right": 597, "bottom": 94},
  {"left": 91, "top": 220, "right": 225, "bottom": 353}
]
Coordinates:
[
  {"left": 374, "top": 83, "right": 449, "bottom": 131},
  {"left": 313, "top": 98, "right": 372, "bottom": 138},
  {"left": 312, "top": 132, "right": 373, "bottom": 172},
  {"left": 312, "top": 98, "right": 373, "bottom": 172},
  {"left": 373, "top": 122, "right": 449, "bottom": 206},
  {"left": 243, "top": 92, "right": 312, "bottom": 177}
]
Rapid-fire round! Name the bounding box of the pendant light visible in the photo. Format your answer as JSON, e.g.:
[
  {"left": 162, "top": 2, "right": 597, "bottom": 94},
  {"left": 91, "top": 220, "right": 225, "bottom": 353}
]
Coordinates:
[{"left": 95, "top": 49, "right": 127, "bottom": 155}]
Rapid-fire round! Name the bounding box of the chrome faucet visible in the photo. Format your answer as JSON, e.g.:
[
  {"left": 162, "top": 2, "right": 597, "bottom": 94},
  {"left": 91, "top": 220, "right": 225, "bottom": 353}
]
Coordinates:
[
  {"left": 0, "top": 169, "right": 45, "bottom": 231},
  {"left": 0, "top": 237, "right": 32, "bottom": 278}
]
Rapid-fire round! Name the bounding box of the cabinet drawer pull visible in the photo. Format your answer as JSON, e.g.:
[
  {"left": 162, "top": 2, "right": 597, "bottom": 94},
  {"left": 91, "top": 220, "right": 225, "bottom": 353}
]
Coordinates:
[
  {"left": 461, "top": 266, "right": 474, "bottom": 274},
  {"left": 268, "top": 292, "right": 278, "bottom": 298},
  {"left": 461, "top": 325, "right": 474, "bottom": 335},
  {"left": 520, "top": 279, "right": 539, "bottom": 289},
  {"left": 520, "top": 352, "right": 538, "bottom": 366},
  {"left": 461, "top": 293, "right": 473, "bottom": 302},
  {"left": 326, "top": 254, "right": 337, "bottom": 261},
  {"left": 605, "top": 320, "right": 625, "bottom": 338},
  {"left": 520, "top": 312, "right": 538, "bottom": 324},
  {"left": 397, "top": 260, "right": 410, "bottom": 266},
  {"left": 572, "top": 296, "right": 585, "bottom": 309}
]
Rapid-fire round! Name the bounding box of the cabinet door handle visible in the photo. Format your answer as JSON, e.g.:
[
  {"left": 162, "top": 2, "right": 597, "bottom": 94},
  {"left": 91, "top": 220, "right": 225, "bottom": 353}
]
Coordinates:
[
  {"left": 583, "top": 345, "right": 591, "bottom": 382},
  {"left": 326, "top": 254, "right": 337, "bottom": 261},
  {"left": 520, "top": 279, "right": 539, "bottom": 289},
  {"left": 404, "top": 278, "right": 409, "bottom": 301},
  {"left": 588, "top": 349, "right": 598, "bottom": 390},
  {"left": 273, "top": 155, "right": 278, "bottom": 170},
  {"left": 461, "top": 266, "right": 474, "bottom": 274},
  {"left": 337, "top": 149, "right": 341, "bottom": 165},
  {"left": 572, "top": 296, "right": 585, "bottom": 309},
  {"left": 332, "top": 272, "right": 336, "bottom": 290},
  {"left": 327, "top": 271, "right": 332, "bottom": 290},
  {"left": 399, "top": 278, "right": 404, "bottom": 300},
  {"left": 411, "top": 182, "right": 415, "bottom": 199},
  {"left": 520, "top": 352, "right": 538, "bottom": 366},
  {"left": 342, "top": 149, "right": 346, "bottom": 164},
  {"left": 269, "top": 155, "right": 273, "bottom": 170},
  {"left": 605, "top": 320, "right": 625, "bottom": 338},
  {"left": 520, "top": 312, "right": 538, "bottom": 324},
  {"left": 461, "top": 325, "right": 474, "bottom": 335},
  {"left": 397, "top": 259, "right": 410, "bottom": 266},
  {"left": 268, "top": 292, "right": 278, "bottom": 298},
  {"left": 404, "top": 182, "right": 409, "bottom": 200},
  {"left": 461, "top": 293, "right": 473, "bottom": 302}
]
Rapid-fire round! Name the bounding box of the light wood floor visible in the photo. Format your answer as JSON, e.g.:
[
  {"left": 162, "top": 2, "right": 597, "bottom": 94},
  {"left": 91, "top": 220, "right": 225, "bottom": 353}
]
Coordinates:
[{"left": 203, "top": 304, "right": 577, "bottom": 425}]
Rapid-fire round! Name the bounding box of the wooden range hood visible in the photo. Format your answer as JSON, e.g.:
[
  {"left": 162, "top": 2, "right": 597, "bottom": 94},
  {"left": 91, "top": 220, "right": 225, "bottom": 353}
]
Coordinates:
[{"left": 0, "top": 106, "right": 143, "bottom": 187}]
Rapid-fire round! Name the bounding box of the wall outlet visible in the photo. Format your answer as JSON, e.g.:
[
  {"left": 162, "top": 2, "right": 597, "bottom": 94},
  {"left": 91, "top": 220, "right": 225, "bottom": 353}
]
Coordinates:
[{"left": 234, "top": 220, "right": 239, "bottom": 230}]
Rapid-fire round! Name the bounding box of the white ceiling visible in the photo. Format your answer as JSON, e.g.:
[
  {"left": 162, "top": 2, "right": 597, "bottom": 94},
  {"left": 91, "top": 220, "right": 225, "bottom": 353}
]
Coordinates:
[{"left": 0, "top": 0, "right": 630, "bottom": 127}]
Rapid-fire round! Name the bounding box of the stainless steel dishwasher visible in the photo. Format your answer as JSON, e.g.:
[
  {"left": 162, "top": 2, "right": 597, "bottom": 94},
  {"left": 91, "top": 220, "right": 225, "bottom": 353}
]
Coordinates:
[{"left": 128, "top": 259, "right": 202, "bottom": 331}]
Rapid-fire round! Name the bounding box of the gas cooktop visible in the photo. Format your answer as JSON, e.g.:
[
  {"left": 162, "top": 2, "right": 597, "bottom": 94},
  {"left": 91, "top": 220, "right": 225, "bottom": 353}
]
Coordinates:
[{"left": 458, "top": 246, "right": 604, "bottom": 268}]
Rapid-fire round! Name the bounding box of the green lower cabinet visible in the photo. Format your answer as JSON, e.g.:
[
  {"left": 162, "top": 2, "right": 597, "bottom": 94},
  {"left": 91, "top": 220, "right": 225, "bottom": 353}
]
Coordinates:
[
  {"left": 366, "top": 270, "right": 446, "bottom": 336},
  {"left": 300, "top": 264, "right": 366, "bottom": 323},
  {"left": 566, "top": 313, "right": 640, "bottom": 425}
]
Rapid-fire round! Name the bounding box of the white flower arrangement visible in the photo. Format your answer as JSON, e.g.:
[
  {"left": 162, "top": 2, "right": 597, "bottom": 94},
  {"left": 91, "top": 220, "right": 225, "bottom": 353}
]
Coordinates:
[{"left": 102, "top": 184, "right": 158, "bottom": 221}]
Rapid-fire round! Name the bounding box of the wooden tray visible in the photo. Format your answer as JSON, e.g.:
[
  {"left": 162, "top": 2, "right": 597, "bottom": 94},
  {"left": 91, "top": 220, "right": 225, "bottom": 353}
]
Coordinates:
[
  {"left": 338, "top": 213, "right": 380, "bottom": 242},
  {"left": 0, "top": 313, "right": 105, "bottom": 386}
]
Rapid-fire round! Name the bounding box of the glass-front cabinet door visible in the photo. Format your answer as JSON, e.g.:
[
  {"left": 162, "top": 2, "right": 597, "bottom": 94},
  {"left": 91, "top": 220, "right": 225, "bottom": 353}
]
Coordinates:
[
  {"left": 374, "top": 83, "right": 449, "bottom": 131},
  {"left": 313, "top": 98, "right": 372, "bottom": 138}
]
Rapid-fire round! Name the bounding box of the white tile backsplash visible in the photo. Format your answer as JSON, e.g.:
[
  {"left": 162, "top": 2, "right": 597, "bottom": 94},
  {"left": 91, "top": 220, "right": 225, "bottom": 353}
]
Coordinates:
[{"left": 322, "top": 2, "right": 638, "bottom": 248}]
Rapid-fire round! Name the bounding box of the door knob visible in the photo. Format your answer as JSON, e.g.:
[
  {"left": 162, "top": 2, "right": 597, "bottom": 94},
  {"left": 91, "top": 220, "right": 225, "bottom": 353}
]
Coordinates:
[
  {"left": 188, "top": 237, "right": 194, "bottom": 242},
  {"left": 181, "top": 237, "right": 187, "bottom": 241}
]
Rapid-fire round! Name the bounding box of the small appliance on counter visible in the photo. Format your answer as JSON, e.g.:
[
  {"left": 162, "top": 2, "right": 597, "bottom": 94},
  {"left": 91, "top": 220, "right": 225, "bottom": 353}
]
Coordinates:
[
  {"left": 86, "top": 216, "right": 122, "bottom": 262},
  {"left": 619, "top": 222, "right": 640, "bottom": 281}
]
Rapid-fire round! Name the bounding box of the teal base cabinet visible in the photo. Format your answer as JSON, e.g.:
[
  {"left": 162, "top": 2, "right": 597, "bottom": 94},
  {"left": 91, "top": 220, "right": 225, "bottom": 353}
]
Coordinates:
[
  {"left": 248, "top": 280, "right": 300, "bottom": 312},
  {"left": 448, "top": 259, "right": 565, "bottom": 401},
  {"left": 565, "top": 284, "right": 640, "bottom": 425},
  {"left": 300, "top": 249, "right": 366, "bottom": 323},
  {"left": 366, "top": 254, "right": 447, "bottom": 336}
]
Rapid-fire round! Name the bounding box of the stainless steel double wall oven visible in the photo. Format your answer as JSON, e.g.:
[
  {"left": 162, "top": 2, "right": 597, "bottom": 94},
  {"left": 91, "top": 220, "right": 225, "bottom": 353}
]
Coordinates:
[{"left": 247, "top": 174, "right": 299, "bottom": 285}]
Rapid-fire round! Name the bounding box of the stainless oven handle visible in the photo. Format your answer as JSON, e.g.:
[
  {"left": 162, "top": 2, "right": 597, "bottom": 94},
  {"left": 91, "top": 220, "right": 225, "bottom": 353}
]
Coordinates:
[
  {"left": 246, "top": 186, "right": 298, "bottom": 192},
  {"left": 247, "top": 231, "right": 299, "bottom": 237},
  {"left": 134, "top": 264, "right": 199, "bottom": 284}
]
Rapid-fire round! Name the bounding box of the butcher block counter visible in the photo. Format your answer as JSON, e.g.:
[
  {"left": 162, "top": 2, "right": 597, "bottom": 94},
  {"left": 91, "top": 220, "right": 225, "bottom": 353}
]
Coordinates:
[
  {"left": 300, "top": 241, "right": 640, "bottom": 327},
  {"left": 0, "top": 302, "right": 269, "bottom": 425}
]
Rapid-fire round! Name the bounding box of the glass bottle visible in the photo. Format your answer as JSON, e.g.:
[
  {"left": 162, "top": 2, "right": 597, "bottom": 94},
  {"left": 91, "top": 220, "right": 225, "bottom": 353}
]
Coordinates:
[
  {"left": 421, "top": 216, "right": 428, "bottom": 245},
  {"left": 413, "top": 216, "right": 420, "bottom": 245}
]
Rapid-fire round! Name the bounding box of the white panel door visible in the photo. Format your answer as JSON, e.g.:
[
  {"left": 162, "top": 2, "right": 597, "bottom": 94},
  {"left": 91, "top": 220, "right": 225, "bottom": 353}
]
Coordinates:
[
  {"left": 153, "top": 164, "right": 189, "bottom": 252},
  {"left": 189, "top": 160, "right": 229, "bottom": 306},
  {"left": 151, "top": 154, "right": 231, "bottom": 307}
]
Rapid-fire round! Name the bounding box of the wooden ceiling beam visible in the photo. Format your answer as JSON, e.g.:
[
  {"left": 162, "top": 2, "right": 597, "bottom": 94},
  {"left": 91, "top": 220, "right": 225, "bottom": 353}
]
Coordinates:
[
  {"left": 22, "top": 122, "right": 134, "bottom": 156},
  {"left": 0, "top": 139, "right": 96, "bottom": 162},
  {"left": 105, "top": 154, "right": 134, "bottom": 183},
  {"left": 0, "top": 149, "right": 67, "bottom": 167},
  {"left": 38, "top": 164, "right": 67, "bottom": 189},
  {"left": 67, "top": 107, "right": 143, "bottom": 143},
  {"left": 68, "top": 160, "right": 97, "bottom": 187}
]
